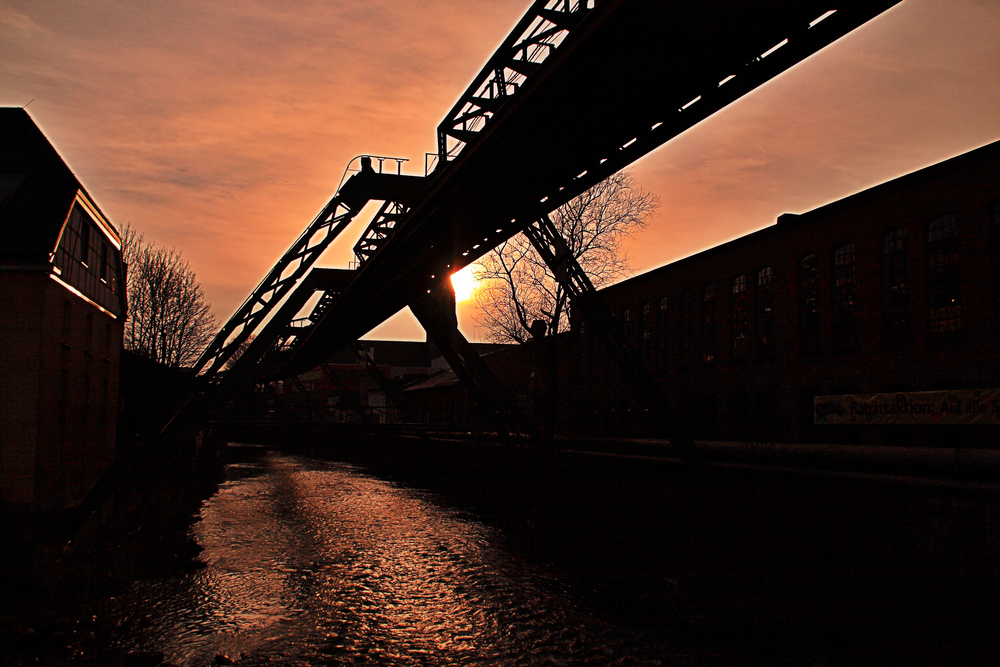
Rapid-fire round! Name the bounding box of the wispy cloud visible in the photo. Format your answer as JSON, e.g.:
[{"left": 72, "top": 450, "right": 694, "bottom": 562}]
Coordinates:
[{"left": 2, "top": 0, "right": 997, "bottom": 337}]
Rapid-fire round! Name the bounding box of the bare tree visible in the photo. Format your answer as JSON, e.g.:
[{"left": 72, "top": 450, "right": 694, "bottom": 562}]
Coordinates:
[
  {"left": 121, "top": 223, "right": 217, "bottom": 367},
  {"left": 472, "top": 170, "right": 657, "bottom": 343}
]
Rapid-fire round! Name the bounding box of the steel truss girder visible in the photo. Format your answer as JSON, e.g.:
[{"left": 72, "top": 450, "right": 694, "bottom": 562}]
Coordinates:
[
  {"left": 208, "top": 2, "right": 901, "bottom": 407},
  {"left": 185, "top": 155, "right": 425, "bottom": 395},
  {"left": 353, "top": 200, "right": 411, "bottom": 265},
  {"left": 436, "top": 0, "right": 590, "bottom": 167},
  {"left": 453, "top": 4, "right": 902, "bottom": 274},
  {"left": 189, "top": 173, "right": 371, "bottom": 383},
  {"left": 522, "top": 214, "right": 697, "bottom": 457}
]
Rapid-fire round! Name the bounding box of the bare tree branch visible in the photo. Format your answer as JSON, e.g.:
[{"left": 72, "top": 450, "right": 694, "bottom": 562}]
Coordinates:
[
  {"left": 121, "top": 223, "right": 217, "bottom": 367},
  {"left": 471, "top": 170, "right": 656, "bottom": 343}
]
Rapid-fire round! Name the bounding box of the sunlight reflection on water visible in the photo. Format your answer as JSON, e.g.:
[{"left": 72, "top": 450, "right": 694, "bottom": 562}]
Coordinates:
[{"left": 112, "top": 449, "right": 667, "bottom": 666}]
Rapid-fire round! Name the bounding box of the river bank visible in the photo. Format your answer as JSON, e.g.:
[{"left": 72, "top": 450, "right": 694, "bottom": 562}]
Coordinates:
[
  {"left": 0, "top": 446, "right": 223, "bottom": 666},
  {"left": 261, "top": 430, "right": 1000, "bottom": 665},
  {"left": 4, "top": 430, "right": 998, "bottom": 665}
]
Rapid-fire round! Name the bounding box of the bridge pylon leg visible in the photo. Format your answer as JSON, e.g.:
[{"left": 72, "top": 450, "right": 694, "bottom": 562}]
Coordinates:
[
  {"left": 522, "top": 214, "right": 697, "bottom": 459},
  {"left": 411, "top": 280, "right": 527, "bottom": 439}
]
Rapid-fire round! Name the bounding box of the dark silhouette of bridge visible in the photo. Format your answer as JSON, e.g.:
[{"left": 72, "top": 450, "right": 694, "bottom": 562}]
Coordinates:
[{"left": 159, "top": 0, "right": 900, "bottom": 450}]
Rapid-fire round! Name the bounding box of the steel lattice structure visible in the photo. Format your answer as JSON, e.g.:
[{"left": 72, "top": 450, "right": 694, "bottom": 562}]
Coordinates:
[{"left": 160, "top": 0, "right": 902, "bottom": 446}]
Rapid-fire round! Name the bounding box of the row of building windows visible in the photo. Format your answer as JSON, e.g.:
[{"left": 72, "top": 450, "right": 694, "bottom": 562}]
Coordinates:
[
  {"left": 608, "top": 205, "right": 998, "bottom": 369},
  {"left": 52, "top": 205, "right": 123, "bottom": 317}
]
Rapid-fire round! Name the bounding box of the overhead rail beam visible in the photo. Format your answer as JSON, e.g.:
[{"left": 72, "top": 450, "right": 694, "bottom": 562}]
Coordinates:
[
  {"left": 434, "top": 0, "right": 592, "bottom": 171},
  {"left": 163, "top": 0, "right": 902, "bottom": 426},
  {"left": 79, "top": 1, "right": 904, "bottom": 535},
  {"left": 438, "top": 3, "right": 906, "bottom": 275},
  {"left": 274, "top": 1, "right": 901, "bottom": 384}
]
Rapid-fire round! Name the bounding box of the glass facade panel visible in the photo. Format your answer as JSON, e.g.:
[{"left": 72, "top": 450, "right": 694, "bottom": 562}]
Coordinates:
[{"left": 52, "top": 204, "right": 123, "bottom": 318}]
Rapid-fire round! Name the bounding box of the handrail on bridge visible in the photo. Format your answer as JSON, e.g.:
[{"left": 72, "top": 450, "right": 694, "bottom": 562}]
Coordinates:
[{"left": 337, "top": 154, "right": 410, "bottom": 191}]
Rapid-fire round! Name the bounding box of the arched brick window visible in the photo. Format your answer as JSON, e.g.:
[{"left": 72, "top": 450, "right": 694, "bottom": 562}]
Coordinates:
[
  {"left": 926, "top": 214, "right": 961, "bottom": 333},
  {"left": 831, "top": 243, "right": 858, "bottom": 350},
  {"left": 798, "top": 253, "right": 821, "bottom": 355},
  {"left": 881, "top": 228, "right": 910, "bottom": 341}
]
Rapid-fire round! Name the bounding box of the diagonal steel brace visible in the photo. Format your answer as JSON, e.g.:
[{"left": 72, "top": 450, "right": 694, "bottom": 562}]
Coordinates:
[
  {"left": 522, "top": 213, "right": 697, "bottom": 459},
  {"left": 411, "top": 281, "right": 527, "bottom": 439}
]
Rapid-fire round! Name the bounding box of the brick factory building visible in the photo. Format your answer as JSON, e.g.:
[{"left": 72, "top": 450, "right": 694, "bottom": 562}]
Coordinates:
[
  {"left": 1, "top": 109, "right": 126, "bottom": 513},
  {"left": 566, "top": 140, "right": 1000, "bottom": 447}
]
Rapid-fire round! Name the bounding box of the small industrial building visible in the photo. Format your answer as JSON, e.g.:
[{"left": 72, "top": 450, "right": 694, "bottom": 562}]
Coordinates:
[
  {"left": 1, "top": 108, "right": 126, "bottom": 512},
  {"left": 268, "top": 339, "right": 518, "bottom": 426},
  {"left": 271, "top": 340, "right": 442, "bottom": 422},
  {"left": 567, "top": 140, "right": 1000, "bottom": 447}
]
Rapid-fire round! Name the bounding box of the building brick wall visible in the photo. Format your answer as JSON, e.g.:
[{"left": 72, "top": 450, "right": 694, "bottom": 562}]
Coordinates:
[
  {"left": 1, "top": 273, "right": 121, "bottom": 509},
  {"left": 566, "top": 141, "right": 1000, "bottom": 446}
]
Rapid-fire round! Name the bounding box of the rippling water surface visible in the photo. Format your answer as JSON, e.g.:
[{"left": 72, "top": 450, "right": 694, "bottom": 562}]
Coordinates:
[{"left": 113, "top": 448, "right": 670, "bottom": 666}]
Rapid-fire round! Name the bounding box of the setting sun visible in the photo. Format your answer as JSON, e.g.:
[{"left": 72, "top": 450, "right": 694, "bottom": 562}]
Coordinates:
[{"left": 450, "top": 265, "right": 478, "bottom": 303}]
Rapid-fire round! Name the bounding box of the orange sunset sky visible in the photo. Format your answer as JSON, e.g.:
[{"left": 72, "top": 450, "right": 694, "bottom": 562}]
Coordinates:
[{"left": 3, "top": 1, "right": 998, "bottom": 342}]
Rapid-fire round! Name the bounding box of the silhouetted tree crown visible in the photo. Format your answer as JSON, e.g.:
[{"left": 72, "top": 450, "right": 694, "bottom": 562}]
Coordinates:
[{"left": 121, "top": 223, "right": 216, "bottom": 367}]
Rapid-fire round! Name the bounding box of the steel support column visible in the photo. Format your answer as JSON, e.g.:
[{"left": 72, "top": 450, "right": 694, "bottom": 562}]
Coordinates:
[
  {"left": 522, "top": 214, "right": 697, "bottom": 458},
  {"left": 410, "top": 281, "right": 526, "bottom": 438}
]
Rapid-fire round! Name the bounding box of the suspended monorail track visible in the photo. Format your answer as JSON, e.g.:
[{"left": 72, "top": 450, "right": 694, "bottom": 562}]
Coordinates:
[{"left": 161, "top": 0, "right": 901, "bottom": 445}]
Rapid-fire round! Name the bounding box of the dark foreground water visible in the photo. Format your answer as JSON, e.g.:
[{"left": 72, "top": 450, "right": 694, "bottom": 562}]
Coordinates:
[{"left": 109, "top": 448, "right": 672, "bottom": 666}]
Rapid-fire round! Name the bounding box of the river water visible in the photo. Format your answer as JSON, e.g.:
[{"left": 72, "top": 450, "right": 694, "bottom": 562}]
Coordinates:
[{"left": 110, "top": 447, "right": 675, "bottom": 666}]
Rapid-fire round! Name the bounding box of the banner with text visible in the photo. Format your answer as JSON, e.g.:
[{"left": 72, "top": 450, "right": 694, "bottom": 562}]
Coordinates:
[{"left": 814, "top": 388, "right": 1000, "bottom": 426}]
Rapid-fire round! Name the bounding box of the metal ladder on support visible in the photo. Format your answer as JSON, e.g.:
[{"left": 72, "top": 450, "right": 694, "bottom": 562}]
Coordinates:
[{"left": 353, "top": 200, "right": 411, "bottom": 265}]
